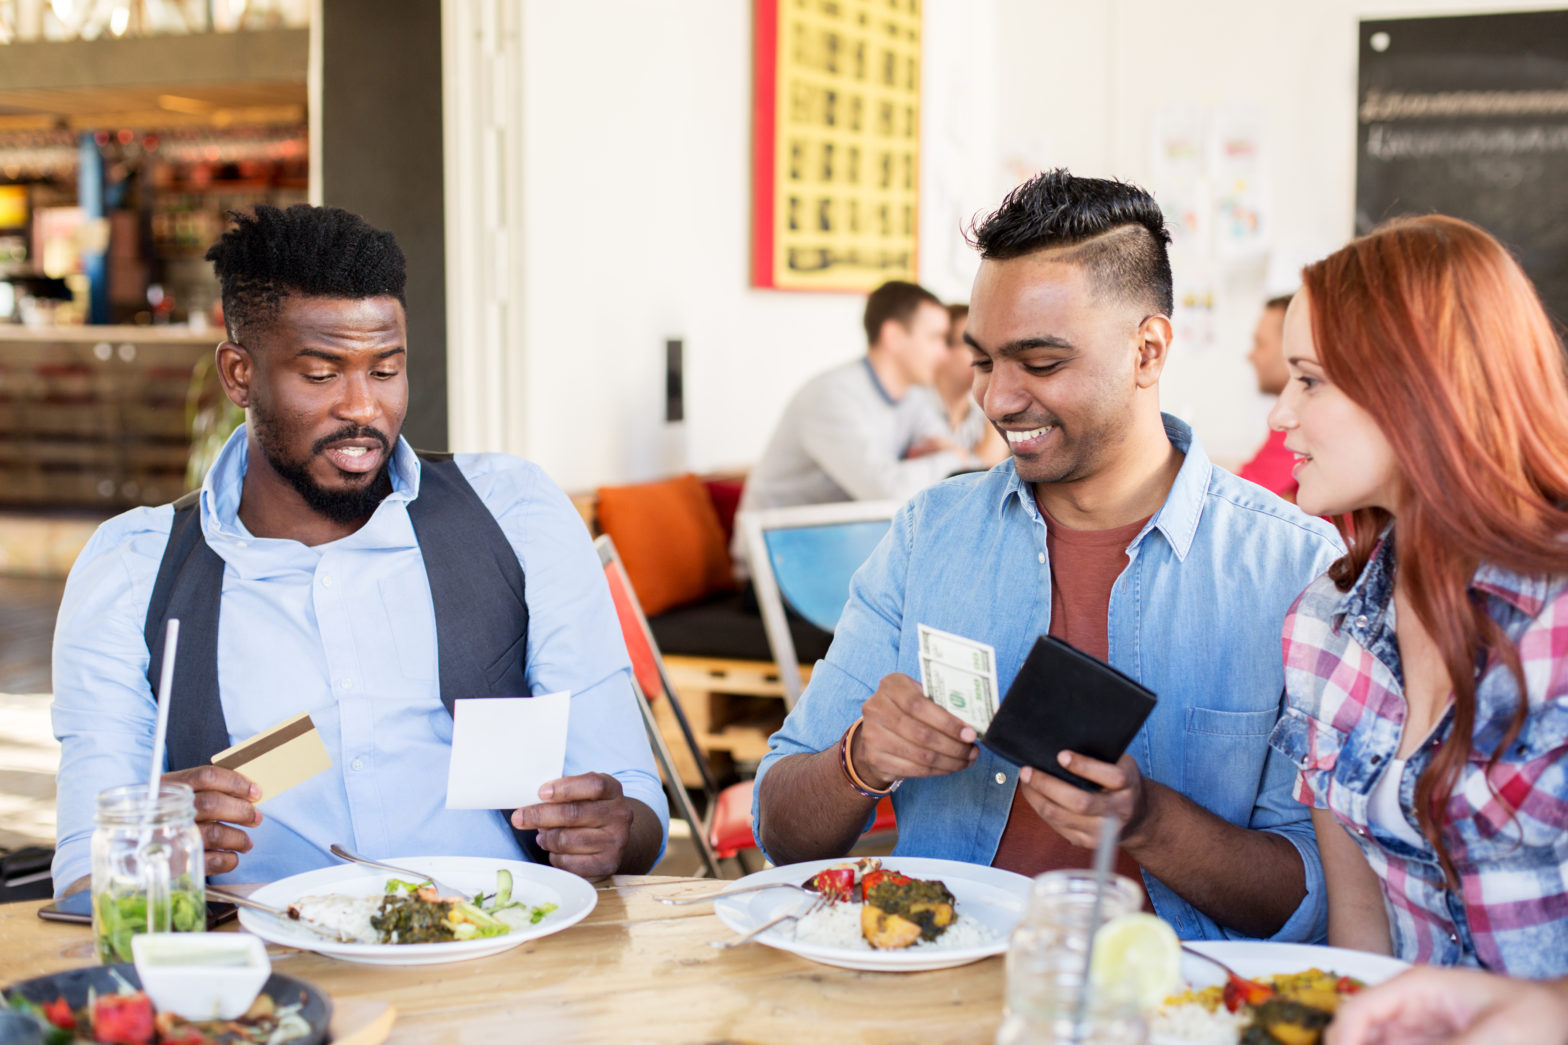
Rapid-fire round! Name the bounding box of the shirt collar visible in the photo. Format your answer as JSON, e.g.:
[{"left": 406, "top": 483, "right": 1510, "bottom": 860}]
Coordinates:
[
  {"left": 1472, "top": 562, "right": 1550, "bottom": 617},
  {"left": 995, "top": 413, "right": 1209, "bottom": 561},
  {"left": 198, "top": 424, "right": 422, "bottom": 546},
  {"left": 861, "top": 357, "right": 898, "bottom": 405},
  {"left": 1332, "top": 528, "right": 1396, "bottom": 631},
  {"left": 1330, "top": 529, "right": 1548, "bottom": 628}
]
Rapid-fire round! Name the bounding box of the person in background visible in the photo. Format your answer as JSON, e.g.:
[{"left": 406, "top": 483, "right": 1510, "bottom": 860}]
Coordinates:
[
  {"left": 731, "top": 280, "right": 977, "bottom": 573},
  {"left": 1237, "top": 293, "right": 1297, "bottom": 500},
  {"left": 755, "top": 170, "right": 1343, "bottom": 942},
  {"left": 936, "top": 304, "right": 1008, "bottom": 470},
  {"left": 50, "top": 205, "right": 668, "bottom": 894},
  {"left": 1327, "top": 966, "right": 1568, "bottom": 1045},
  {"left": 1268, "top": 215, "right": 1568, "bottom": 975}
]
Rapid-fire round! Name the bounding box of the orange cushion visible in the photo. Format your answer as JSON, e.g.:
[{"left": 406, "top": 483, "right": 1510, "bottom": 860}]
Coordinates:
[{"left": 596, "top": 474, "right": 735, "bottom": 616}]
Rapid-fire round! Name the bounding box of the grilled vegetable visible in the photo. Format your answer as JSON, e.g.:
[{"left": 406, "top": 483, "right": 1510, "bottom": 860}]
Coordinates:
[
  {"left": 859, "top": 878, "right": 955, "bottom": 949},
  {"left": 1241, "top": 999, "right": 1333, "bottom": 1045}
]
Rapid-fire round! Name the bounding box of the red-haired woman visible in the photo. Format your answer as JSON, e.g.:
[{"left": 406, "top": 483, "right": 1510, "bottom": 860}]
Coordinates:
[{"left": 1267, "top": 215, "right": 1568, "bottom": 975}]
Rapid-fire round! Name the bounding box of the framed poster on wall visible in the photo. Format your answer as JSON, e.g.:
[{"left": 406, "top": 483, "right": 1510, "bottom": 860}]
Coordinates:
[{"left": 751, "top": 0, "right": 921, "bottom": 291}]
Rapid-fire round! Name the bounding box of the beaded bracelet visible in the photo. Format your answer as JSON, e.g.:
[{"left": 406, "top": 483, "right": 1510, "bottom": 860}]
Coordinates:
[{"left": 838, "top": 717, "right": 900, "bottom": 798}]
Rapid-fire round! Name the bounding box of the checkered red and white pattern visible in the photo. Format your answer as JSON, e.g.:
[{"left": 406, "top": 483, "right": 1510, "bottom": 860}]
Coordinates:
[{"left": 1271, "top": 535, "right": 1568, "bottom": 975}]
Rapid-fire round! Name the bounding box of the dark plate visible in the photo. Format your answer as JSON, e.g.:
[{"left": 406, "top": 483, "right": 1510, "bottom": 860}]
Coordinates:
[{"left": 2, "top": 964, "right": 331, "bottom": 1045}]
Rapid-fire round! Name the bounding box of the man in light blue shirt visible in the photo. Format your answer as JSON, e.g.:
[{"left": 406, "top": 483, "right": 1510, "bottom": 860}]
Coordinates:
[
  {"left": 52, "top": 205, "right": 666, "bottom": 893},
  {"left": 755, "top": 171, "right": 1342, "bottom": 941}
]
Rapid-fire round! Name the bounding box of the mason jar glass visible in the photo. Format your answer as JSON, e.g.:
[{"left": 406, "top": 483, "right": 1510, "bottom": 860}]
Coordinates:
[
  {"left": 995, "top": 870, "right": 1149, "bottom": 1045},
  {"left": 90, "top": 782, "right": 206, "bottom": 963}
]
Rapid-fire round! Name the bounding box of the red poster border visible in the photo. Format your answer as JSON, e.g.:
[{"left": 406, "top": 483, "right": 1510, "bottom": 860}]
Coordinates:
[{"left": 750, "top": 0, "right": 779, "bottom": 288}]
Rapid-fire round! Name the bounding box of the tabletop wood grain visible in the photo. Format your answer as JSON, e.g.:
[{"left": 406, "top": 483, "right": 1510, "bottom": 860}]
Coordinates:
[{"left": 0, "top": 876, "right": 1005, "bottom": 1044}]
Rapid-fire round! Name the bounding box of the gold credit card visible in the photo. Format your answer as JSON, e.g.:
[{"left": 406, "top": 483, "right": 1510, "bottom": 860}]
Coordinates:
[{"left": 210, "top": 711, "right": 332, "bottom": 804}]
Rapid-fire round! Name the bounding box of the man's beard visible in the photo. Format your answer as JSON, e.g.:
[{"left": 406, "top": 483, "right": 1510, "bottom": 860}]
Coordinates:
[{"left": 249, "top": 402, "right": 392, "bottom": 526}]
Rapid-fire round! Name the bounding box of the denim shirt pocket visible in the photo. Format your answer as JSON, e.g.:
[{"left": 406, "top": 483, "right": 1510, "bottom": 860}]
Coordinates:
[
  {"left": 1182, "top": 705, "right": 1284, "bottom": 823},
  {"left": 1454, "top": 700, "right": 1568, "bottom": 859},
  {"left": 1270, "top": 706, "right": 1342, "bottom": 808}
]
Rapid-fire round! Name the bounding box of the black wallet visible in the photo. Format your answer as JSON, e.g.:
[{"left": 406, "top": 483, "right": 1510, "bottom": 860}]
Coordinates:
[{"left": 979, "top": 635, "right": 1157, "bottom": 791}]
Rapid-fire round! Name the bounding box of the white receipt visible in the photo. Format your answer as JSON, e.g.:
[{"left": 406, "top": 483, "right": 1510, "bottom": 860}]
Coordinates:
[{"left": 444, "top": 693, "right": 571, "bottom": 810}]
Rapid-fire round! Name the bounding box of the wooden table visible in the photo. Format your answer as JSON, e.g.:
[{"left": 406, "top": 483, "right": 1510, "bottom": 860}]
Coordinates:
[{"left": 0, "top": 877, "right": 1005, "bottom": 1043}]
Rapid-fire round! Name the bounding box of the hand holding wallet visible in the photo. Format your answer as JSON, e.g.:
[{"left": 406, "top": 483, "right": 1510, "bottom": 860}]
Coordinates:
[{"left": 978, "top": 635, "right": 1157, "bottom": 791}]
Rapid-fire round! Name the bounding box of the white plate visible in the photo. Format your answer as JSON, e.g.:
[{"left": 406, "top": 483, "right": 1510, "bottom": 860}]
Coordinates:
[
  {"left": 1179, "top": 940, "right": 1409, "bottom": 989},
  {"left": 1154, "top": 941, "right": 1409, "bottom": 1044},
  {"left": 238, "top": 855, "right": 597, "bottom": 965},
  {"left": 711, "top": 857, "right": 1030, "bottom": 972}
]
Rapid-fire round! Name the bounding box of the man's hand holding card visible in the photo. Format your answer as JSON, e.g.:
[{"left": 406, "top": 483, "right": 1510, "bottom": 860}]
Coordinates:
[{"left": 160, "top": 711, "right": 335, "bottom": 876}]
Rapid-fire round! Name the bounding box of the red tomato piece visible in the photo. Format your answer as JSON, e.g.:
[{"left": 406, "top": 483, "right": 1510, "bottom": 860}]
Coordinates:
[
  {"left": 41, "top": 996, "right": 76, "bottom": 1031},
  {"left": 1221, "top": 975, "right": 1276, "bottom": 1014},
  {"left": 90, "top": 992, "right": 156, "bottom": 1045}
]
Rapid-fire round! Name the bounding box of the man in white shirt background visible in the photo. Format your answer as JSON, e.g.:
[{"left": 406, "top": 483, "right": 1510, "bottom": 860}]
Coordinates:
[{"left": 732, "top": 280, "right": 976, "bottom": 572}]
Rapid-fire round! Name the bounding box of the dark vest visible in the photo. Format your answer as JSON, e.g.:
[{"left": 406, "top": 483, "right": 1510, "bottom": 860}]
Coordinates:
[{"left": 142, "top": 451, "right": 546, "bottom": 862}]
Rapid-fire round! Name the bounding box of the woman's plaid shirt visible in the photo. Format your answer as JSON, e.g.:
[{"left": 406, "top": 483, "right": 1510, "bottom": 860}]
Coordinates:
[{"left": 1270, "top": 535, "right": 1568, "bottom": 975}]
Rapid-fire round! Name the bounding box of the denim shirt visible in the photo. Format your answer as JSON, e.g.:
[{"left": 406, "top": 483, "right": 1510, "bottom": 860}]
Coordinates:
[{"left": 755, "top": 415, "right": 1344, "bottom": 941}]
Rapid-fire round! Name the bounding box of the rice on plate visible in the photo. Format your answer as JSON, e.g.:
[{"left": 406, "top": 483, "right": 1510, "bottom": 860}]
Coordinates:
[
  {"left": 1149, "top": 1002, "right": 1249, "bottom": 1045},
  {"left": 791, "top": 900, "right": 997, "bottom": 952}
]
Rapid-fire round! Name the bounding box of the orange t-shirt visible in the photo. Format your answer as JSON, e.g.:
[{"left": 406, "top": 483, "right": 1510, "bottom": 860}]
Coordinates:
[{"left": 991, "top": 505, "right": 1151, "bottom": 899}]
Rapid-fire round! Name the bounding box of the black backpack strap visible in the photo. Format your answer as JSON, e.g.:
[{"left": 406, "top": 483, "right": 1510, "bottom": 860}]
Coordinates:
[
  {"left": 144, "top": 489, "right": 232, "bottom": 772},
  {"left": 409, "top": 451, "right": 543, "bottom": 862}
]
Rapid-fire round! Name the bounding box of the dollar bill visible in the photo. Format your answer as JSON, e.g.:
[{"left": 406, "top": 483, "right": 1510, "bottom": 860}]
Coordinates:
[
  {"left": 918, "top": 623, "right": 996, "bottom": 675},
  {"left": 919, "top": 656, "right": 998, "bottom": 733}
]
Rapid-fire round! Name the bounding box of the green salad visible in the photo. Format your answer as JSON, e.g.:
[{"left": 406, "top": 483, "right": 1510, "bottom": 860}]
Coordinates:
[
  {"left": 367, "top": 870, "right": 557, "bottom": 944},
  {"left": 93, "top": 883, "right": 204, "bottom": 963}
]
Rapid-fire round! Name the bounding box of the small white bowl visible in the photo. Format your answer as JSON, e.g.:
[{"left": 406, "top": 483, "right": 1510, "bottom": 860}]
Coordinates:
[{"left": 131, "top": 932, "right": 271, "bottom": 1021}]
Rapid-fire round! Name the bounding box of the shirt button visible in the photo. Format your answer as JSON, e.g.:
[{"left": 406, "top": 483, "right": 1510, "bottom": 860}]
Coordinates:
[
  {"left": 1355, "top": 614, "right": 1369, "bottom": 629},
  {"left": 321, "top": 575, "right": 333, "bottom": 588},
  {"left": 351, "top": 758, "right": 365, "bottom": 771},
  {"left": 1037, "top": 552, "right": 1045, "bottom": 564},
  {"left": 339, "top": 678, "right": 352, "bottom": 690},
  {"left": 1448, "top": 932, "right": 1459, "bottom": 943},
  {"left": 994, "top": 772, "right": 1007, "bottom": 785},
  {"left": 235, "top": 540, "right": 247, "bottom": 549}
]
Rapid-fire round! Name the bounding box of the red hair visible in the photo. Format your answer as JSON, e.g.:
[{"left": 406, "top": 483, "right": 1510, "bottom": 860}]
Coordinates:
[{"left": 1303, "top": 215, "right": 1568, "bottom": 887}]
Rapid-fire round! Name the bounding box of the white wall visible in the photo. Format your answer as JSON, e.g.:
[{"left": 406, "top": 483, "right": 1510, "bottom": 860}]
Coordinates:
[
  {"left": 458, "top": 0, "right": 998, "bottom": 490},
  {"left": 993, "top": 0, "right": 1568, "bottom": 467}
]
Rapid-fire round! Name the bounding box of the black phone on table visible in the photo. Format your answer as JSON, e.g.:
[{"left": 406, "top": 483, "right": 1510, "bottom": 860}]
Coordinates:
[{"left": 37, "top": 889, "right": 238, "bottom": 928}]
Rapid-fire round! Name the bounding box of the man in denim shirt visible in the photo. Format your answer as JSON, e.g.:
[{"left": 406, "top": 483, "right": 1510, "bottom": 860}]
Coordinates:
[{"left": 754, "top": 170, "right": 1343, "bottom": 941}]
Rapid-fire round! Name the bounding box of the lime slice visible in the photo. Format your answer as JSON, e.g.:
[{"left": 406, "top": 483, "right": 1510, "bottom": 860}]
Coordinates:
[{"left": 1089, "top": 912, "right": 1182, "bottom": 1009}]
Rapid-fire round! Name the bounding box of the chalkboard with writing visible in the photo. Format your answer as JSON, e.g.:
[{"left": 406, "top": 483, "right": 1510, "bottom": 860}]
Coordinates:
[{"left": 1356, "top": 10, "right": 1568, "bottom": 330}]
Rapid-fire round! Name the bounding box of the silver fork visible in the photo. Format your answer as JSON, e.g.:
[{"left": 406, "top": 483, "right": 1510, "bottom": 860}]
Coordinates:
[
  {"left": 710, "top": 892, "right": 830, "bottom": 950},
  {"left": 660, "top": 881, "right": 812, "bottom": 906},
  {"left": 328, "top": 843, "right": 468, "bottom": 899},
  {"left": 205, "top": 886, "right": 357, "bottom": 943}
]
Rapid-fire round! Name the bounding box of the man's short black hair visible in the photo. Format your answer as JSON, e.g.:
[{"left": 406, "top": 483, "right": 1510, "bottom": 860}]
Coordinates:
[
  {"left": 966, "top": 169, "right": 1174, "bottom": 317},
  {"left": 205, "top": 204, "right": 407, "bottom": 343},
  {"left": 863, "top": 279, "right": 943, "bottom": 346}
]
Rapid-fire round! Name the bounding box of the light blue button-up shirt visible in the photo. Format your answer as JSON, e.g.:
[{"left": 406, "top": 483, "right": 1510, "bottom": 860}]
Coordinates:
[
  {"left": 52, "top": 426, "right": 667, "bottom": 890},
  {"left": 755, "top": 415, "right": 1343, "bottom": 941}
]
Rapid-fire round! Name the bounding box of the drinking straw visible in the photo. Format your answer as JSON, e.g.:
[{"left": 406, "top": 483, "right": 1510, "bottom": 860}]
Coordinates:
[
  {"left": 147, "top": 618, "right": 179, "bottom": 801},
  {"left": 135, "top": 617, "right": 180, "bottom": 936},
  {"left": 1075, "top": 814, "right": 1121, "bottom": 1041}
]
